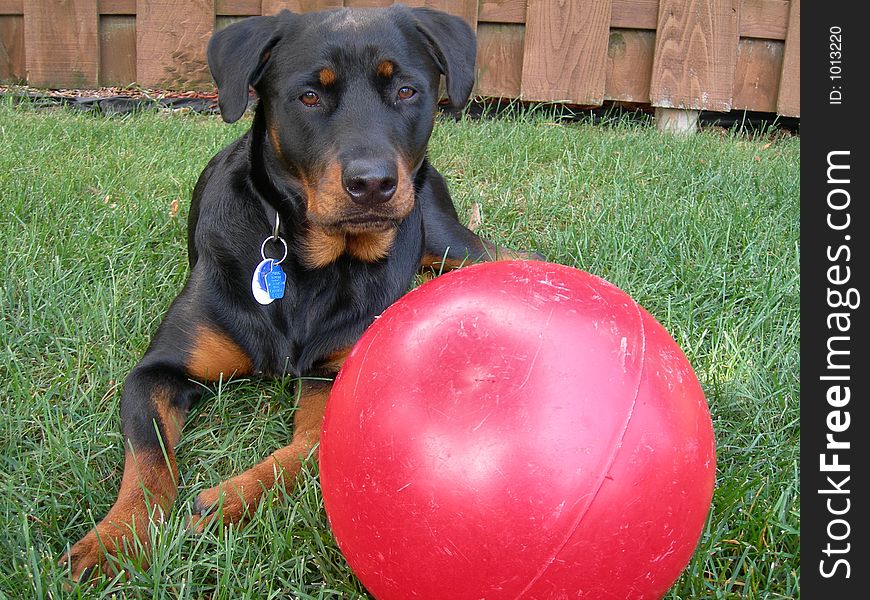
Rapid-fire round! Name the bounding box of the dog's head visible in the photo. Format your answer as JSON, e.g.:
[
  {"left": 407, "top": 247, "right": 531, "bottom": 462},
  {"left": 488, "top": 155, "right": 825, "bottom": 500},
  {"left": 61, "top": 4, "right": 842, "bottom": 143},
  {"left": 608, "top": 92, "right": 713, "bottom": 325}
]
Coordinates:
[{"left": 207, "top": 6, "right": 475, "bottom": 237}]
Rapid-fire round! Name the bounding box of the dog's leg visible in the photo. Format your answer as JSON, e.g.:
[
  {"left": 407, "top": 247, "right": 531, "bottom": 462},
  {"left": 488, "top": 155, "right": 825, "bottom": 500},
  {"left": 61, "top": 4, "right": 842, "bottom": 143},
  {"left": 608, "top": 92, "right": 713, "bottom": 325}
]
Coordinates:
[
  {"left": 61, "top": 313, "right": 253, "bottom": 582},
  {"left": 60, "top": 366, "right": 197, "bottom": 581},
  {"left": 420, "top": 167, "right": 543, "bottom": 272},
  {"left": 190, "top": 379, "right": 331, "bottom": 530}
]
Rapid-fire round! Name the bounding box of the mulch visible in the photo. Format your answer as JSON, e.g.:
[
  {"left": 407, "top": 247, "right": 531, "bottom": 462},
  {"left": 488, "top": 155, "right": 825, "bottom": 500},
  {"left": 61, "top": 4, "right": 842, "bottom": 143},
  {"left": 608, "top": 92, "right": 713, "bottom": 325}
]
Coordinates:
[
  {"left": 0, "top": 85, "right": 221, "bottom": 115},
  {"left": 1, "top": 84, "right": 799, "bottom": 134}
]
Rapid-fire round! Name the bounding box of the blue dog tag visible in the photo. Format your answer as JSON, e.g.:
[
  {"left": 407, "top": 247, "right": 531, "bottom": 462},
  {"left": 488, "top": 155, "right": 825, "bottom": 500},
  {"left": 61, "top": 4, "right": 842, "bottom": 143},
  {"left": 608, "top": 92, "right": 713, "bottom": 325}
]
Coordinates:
[
  {"left": 264, "top": 262, "right": 286, "bottom": 300},
  {"left": 252, "top": 258, "right": 284, "bottom": 305},
  {"left": 253, "top": 215, "right": 289, "bottom": 305}
]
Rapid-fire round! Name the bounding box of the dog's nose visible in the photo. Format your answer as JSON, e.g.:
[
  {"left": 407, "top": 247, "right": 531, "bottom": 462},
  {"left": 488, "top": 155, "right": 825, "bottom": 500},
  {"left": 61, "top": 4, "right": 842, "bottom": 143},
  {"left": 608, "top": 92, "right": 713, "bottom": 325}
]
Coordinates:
[{"left": 342, "top": 159, "right": 398, "bottom": 206}]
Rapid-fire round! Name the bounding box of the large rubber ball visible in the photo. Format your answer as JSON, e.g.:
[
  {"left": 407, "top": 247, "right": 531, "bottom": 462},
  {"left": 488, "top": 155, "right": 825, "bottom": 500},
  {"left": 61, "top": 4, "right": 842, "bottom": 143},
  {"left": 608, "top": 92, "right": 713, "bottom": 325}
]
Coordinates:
[{"left": 320, "top": 261, "right": 715, "bottom": 599}]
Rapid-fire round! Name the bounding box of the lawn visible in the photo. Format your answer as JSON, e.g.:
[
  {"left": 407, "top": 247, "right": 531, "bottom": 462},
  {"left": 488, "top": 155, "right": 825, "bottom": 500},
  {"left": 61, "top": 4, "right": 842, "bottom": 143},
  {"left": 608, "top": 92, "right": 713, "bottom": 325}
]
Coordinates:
[{"left": 0, "top": 100, "right": 800, "bottom": 599}]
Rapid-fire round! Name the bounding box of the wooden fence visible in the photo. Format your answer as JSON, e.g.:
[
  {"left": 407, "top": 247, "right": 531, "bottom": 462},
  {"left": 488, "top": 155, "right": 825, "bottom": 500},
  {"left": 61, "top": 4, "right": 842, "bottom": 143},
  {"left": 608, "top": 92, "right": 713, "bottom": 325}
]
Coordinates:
[{"left": 0, "top": 0, "right": 799, "bottom": 117}]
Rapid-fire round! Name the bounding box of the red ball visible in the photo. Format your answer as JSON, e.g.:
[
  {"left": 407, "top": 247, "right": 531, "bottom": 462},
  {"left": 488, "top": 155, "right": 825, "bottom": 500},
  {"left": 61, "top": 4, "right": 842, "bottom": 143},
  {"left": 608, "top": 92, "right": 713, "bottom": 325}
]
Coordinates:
[{"left": 320, "top": 261, "right": 715, "bottom": 600}]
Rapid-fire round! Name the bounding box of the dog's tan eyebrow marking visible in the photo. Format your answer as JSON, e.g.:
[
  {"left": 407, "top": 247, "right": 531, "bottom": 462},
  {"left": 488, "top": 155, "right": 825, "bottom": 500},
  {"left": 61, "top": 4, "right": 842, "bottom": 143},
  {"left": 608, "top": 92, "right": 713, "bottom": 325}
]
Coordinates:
[
  {"left": 376, "top": 60, "right": 394, "bottom": 78},
  {"left": 319, "top": 68, "right": 337, "bottom": 86}
]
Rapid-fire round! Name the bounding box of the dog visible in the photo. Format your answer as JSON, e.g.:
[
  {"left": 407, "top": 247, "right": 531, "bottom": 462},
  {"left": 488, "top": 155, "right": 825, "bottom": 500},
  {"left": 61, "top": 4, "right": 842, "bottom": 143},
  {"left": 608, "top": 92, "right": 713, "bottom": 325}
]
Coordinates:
[{"left": 62, "top": 4, "right": 537, "bottom": 581}]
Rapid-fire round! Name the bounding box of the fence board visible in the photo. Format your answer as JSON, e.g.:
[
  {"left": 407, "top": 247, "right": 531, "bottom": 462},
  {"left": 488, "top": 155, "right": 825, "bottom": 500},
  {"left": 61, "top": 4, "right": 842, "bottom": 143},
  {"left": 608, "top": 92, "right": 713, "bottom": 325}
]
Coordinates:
[
  {"left": 24, "top": 0, "right": 99, "bottom": 88},
  {"left": 609, "top": 0, "right": 789, "bottom": 39},
  {"left": 476, "top": 22, "right": 523, "bottom": 97},
  {"left": 479, "top": 0, "right": 525, "bottom": 24},
  {"left": 0, "top": 14, "right": 24, "bottom": 81},
  {"left": 402, "top": 1, "right": 478, "bottom": 28},
  {"left": 0, "top": 1, "right": 23, "bottom": 15},
  {"left": 100, "top": 0, "right": 135, "bottom": 14},
  {"left": 0, "top": 0, "right": 800, "bottom": 116},
  {"left": 605, "top": 28, "right": 654, "bottom": 103},
  {"left": 521, "top": 0, "right": 612, "bottom": 104},
  {"left": 264, "top": 0, "right": 342, "bottom": 13},
  {"left": 649, "top": 0, "right": 739, "bottom": 111},
  {"left": 776, "top": 0, "right": 798, "bottom": 116},
  {"left": 611, "top": 0, "right": 657, "bottom": 29},
  {"left": 100, "top": 14, "right": 136, "bottom": 85},
  {"left": 216, "top": 0, "right": 263, "bottom": 15},
  {"left": 732, "top": 38, "right": 782, "bottom": 112},
  {"left": 344, "top": 1, "right": 398, "bottom": 7},
  {"left": 740, "top": 0, "right": 788, "bottom": 40},
  {"left": 136, "top": 0, "right": 213, "bottom": 89}
]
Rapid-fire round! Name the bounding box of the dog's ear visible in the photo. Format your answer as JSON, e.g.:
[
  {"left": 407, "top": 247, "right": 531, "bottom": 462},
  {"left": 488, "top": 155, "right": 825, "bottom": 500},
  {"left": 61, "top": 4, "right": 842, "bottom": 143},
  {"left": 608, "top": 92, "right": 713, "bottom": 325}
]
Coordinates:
[
  {"left": 410, "top": 7, "right": 477, "bottom": 110},
  {"left": 207, "top": 13, "right": 286, "bottom": 123}
]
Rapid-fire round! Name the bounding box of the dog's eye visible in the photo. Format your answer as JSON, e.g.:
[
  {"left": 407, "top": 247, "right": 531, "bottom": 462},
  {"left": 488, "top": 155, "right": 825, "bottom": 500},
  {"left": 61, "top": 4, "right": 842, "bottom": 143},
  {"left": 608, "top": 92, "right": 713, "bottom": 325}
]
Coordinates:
[
  {"left": 300, "top": 91, "right": 321, "bottom": 107},
  {"left": 397, "top": 87, "right": 416, "bottom": 101}
]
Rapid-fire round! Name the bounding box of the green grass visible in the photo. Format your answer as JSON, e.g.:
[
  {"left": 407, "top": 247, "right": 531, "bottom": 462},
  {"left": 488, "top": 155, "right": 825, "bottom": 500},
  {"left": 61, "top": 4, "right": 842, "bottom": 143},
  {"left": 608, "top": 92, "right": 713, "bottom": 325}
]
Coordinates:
[{"left": 0, "top": 100, "right": 799, "bottom": 599}]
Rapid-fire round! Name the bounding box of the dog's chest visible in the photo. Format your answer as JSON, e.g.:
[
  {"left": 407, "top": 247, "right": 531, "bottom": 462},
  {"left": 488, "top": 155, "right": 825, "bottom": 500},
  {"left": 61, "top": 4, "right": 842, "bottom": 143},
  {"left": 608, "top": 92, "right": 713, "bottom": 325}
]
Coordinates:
[{"left": 256, "top": 258, "right": 405, "bottom": 376}]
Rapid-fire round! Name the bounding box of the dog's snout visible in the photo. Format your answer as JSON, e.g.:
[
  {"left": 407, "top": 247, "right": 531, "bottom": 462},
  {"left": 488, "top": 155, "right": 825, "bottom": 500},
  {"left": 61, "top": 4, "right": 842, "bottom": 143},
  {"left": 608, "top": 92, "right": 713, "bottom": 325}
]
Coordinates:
[{"left": 342, "top": 159, "right": 398, "bottom": 206}]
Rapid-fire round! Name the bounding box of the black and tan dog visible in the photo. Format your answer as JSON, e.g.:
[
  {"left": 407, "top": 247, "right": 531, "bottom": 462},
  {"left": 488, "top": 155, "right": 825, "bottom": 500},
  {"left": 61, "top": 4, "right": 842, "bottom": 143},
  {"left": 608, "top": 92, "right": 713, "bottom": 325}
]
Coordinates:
[{"left": 62, "top": 4, "right": 535, "bottom": 580}]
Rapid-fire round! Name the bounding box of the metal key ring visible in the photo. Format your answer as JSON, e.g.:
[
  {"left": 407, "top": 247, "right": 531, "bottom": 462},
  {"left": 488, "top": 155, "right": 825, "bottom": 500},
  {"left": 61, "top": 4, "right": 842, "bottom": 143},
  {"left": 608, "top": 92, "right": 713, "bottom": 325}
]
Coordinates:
[{"left": 260, "top": 236, "right": 288, "bottom": 264}]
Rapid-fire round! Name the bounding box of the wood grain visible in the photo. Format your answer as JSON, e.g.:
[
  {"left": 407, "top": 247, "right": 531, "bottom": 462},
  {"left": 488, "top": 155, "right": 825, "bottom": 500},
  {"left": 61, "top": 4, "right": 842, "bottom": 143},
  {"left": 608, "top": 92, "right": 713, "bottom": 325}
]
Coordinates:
[
  {"left": 99, "top": 0, "right": 135, "bottom": 14},
  {"left": 478, "top": 0, "right": 526, "bottom": 24},
  {"left": 88, "top": 0, "right": 791, "bottom": 37},
  {"left": 24, "top": 0, "right": 99, "bottom": 88},
  {"left": 732, "top": 38, "right": 782, "bottom": 112},
  {"left": 343, "top": 0, "right": 396, "bottom": 7},
  {"left": 776, "top": 0, "right": 798, "bottom": 116},
  {"left": 99, "top": 15, "right": 136, "bottom": 85},
  {"left": 604, "top": 28, "right": 655, "bottom": 103},
  {"left": 0, "top": 1, "right": 23, "bottom": 16},
  {"left": 476, "top": 22, "right": 524, "bottom": 97},
  {"left": 263, "top": 0, "right": 342, "bottom": 14},
  {"left": 739, "top": 0, "right": 788, "bottom": 40},
  {"left": 3, "top": 0, "right": 798, "bottom": 117},
  {"left": 0, "top": 14, "right": 24, "bottom": 82},
  {"left": 611, "top": 0, "right": 658, "bottom": 29},
  {"left": 402, "top": 0, "right": 478, "bottom": 28},
  {"left": 216, "top": 0, "right": 264, "bottom": 15},
  {"left": 136, "top": 0, "right": 214, "bottom": 89},
  {"left": 520, "top": 0, "right": 612, "bottom": 104},
  {"left": 649, "top": 0, "right": 739, "bottom": 111}
]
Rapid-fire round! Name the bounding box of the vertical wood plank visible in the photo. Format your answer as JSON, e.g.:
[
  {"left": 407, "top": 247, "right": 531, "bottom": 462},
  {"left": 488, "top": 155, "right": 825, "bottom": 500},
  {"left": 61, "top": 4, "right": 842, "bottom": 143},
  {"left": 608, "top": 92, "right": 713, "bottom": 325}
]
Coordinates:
[
  {"left": 100, "top": 15, "right": 136, "bottom": 86},
  {"left": 24, "top": 0, "right": 99, "bottom": 88},
  {"left": 655, "top": 107, "right": 699, "bottom": 133},
  {"left": 649, "top": 0, "right": 739, "bottom": 111},
  {"left": 776, "top": 0, "right": 799, "bottom": 116},
  {"left": 520, "top": 0, "right": 612, "bottom": 104},
  {"left": 136, "top": 0, "right": 214, "bottom": 89},
  {"left": 263, "top": 0, "right": 342, "bottom": 14},
  {"left": 604, "top": 29, "right": 655, "bottom": 103},
  {"left": 476, "top": 22, "right": 524, "bottom": 98},
  {"left": 0, "top": 14, "right": 25, "bottom": 82},
  {"left": 732, "top": 38, "right": 782, "bottom": 112}
]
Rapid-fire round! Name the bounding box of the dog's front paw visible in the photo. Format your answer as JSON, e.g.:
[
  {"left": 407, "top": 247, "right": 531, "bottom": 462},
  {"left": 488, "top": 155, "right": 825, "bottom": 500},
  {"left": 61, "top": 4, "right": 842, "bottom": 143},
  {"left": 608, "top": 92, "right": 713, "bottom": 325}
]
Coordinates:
[
  {"left": 499, "top": 248, "right": 546, "bottom": 262},
  {"left": 189, "top": 479, "right": 256, "bottom": 533},
  {"left": 519, "top": 250, "right": 547, "bottom": 261},
  {"left": 60, "top": 528, "right": 123, "bottom": 584}
]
